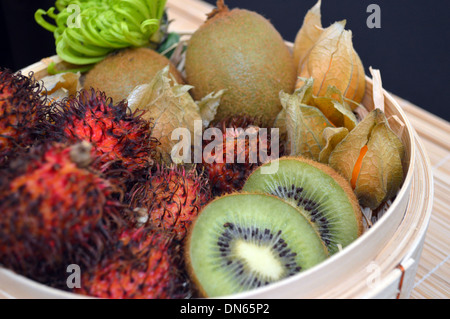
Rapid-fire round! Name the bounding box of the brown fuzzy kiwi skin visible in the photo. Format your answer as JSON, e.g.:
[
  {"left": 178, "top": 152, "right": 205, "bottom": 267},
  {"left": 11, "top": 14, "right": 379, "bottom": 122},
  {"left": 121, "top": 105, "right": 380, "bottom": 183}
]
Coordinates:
[
  {"left": 184, "top": 2, "right": 297, "bottom": 127},
  {"left": 260, "top": 156, "right": 364, "bottom": 237},
  {"left": 83, "top": 47, "right": 184, "bottom": 103}
]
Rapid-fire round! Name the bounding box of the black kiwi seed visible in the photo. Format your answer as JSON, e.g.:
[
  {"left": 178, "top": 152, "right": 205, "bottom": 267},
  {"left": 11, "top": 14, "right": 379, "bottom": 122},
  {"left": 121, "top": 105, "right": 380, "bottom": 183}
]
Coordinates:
[
  {"left": 216, "top": 224, "right": 300, "bottom": 280},
  {"left": 242, "top": 157, "right": 364, "bottom": 256},
  {"left": 271, "top": 184, "right": 333, "bottom": 245}
]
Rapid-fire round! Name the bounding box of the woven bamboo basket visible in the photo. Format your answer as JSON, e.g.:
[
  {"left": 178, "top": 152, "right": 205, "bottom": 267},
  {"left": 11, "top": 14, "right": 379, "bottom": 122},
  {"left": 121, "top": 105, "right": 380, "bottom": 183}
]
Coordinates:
[{"left": 0, "top": 44, "right": 434, "bottom": 298}]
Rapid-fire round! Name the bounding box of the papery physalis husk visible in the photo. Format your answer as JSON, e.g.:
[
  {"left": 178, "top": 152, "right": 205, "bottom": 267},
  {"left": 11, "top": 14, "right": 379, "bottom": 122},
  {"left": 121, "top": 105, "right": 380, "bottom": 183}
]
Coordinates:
[
  {"left": 327, "top": 69, "right": 405, "bottom": 210},
  {"left": 318, "top": 126, "right": 349, "bottom": 164},
  {"left": 127, "top": 66, "right": 224, "bottom": 165},
  {"left": 275, "top": 82, "right": 333, "bottom": 160},
  {"left": 294, "top": 1, "right": 366, "bottom": 106},
  {"left": 293, "top": 0, "right": 323, "bottom": 71},
  {"left": 40, "top": 72, "right": 82, "bottom": 103},
  {"left": 312, "top": 85, "right": 357, "bottom": 130},
  {"left": 196, "top": 90, "right": 226, "bottom": 128},
  {"left": 275, "top": 77, "right": 357, "bottom": 160}
]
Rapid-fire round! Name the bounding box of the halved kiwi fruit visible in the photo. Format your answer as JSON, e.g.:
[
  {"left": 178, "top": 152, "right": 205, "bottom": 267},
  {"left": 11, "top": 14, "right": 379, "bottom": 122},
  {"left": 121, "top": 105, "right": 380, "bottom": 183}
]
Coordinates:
[
  {"left": 185, "top": 193, "right": 328, "bottom": 297},
  {"left": 242, "top": 156, "right": 363, "bottom": 255}
]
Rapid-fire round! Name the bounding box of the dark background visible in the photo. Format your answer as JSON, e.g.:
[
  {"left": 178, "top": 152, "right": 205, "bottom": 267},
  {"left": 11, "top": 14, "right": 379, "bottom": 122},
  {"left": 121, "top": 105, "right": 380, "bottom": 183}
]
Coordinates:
[{"left": 1, "top": 0, "right": 449, "bottom": 121}]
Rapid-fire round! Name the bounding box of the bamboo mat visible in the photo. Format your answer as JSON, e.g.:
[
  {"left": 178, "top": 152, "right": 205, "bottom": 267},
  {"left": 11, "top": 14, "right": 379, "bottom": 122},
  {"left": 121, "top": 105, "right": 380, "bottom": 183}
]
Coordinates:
[{"left": 165, "top": 0, "right": 450, "bottom": 299}]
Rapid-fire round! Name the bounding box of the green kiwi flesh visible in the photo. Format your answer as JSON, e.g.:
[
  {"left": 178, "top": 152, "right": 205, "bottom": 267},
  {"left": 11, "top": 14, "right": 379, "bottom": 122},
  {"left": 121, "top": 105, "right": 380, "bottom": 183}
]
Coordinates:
[
  {"left": 242, "top": 157, "right": 363, "bottom": 255},
  {"left": 186, "top": 193, "right": 328, "bottom": 297}
]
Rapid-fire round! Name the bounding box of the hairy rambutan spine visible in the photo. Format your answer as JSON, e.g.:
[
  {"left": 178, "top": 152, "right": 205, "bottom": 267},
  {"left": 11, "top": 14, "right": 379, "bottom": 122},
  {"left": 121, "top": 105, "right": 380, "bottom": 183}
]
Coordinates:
[
  {"left": 75, "top": 226, "right": 192, "bottom": 299},
  {"left": 42, "top": 89, "right": 159, "bottom": 176},
  {"left": 0, "top": 142, "right": 128, "bottom": 287},
  {"left": 202, "top": 115, "right": 275, "bottom": 196},
  {"left": 0, "top": 68, "right": 47, "bottom": 165},
  {"left": 127, "top": 164, "right": 211, "bottom": 241}
]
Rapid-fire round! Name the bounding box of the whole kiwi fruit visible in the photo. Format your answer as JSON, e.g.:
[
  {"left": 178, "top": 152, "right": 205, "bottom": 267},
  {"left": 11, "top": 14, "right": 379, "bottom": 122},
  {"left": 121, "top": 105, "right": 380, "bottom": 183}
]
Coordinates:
[
  {"left": 185, "top": 0, "right": 297, "bottom": 127},
  {"left": 83, "top": 47, "right": 184, "bottom": 103}
]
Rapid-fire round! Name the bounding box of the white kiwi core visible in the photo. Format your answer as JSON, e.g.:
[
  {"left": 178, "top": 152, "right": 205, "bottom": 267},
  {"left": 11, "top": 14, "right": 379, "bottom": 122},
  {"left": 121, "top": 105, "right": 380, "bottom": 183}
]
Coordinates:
[{"left": 234, "top": 240, "right": 284, "bottom": 280}]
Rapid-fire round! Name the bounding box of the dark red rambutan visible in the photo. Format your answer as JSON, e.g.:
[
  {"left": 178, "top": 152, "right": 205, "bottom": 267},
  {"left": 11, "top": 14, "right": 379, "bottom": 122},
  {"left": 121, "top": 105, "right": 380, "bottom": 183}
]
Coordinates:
[
  {"left": 0, "top": 68, "right": 47, "bottom": 165},
  {"left": 0, "top": 141, "right": 127, "bottom": 286},
  {"left": 75, "top": 226, "right": 191, "bottom": 299},
  {"left": 202, "top": 115, "right": 277, "bottom": 196},
  {"left": 128, "top": 165, "right": 211, "bottom": 241},
  {"left": 44, "top": 89, "right": 158, "bottom": 175}
]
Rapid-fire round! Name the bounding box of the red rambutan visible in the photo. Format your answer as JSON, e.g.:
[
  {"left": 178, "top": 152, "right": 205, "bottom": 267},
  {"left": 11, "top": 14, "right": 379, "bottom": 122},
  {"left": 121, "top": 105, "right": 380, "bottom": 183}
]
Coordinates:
[
  {"left": 45, "top": 89, "right": 158, "bottom": 175},
  {"left": 75, "top": 226, "right": 190, "bottom": 299},
  {"left": 0, "top": 68, "right": 46, "bottom": 165},
  {"left": 128, "top": 165, "right": 211, "bottom": 241},
  {"left": 202, "top": 115, "right": 276, "bottom": 196},
  {"left": 0, "top": 141, "right": 126, "bottom": 286}
]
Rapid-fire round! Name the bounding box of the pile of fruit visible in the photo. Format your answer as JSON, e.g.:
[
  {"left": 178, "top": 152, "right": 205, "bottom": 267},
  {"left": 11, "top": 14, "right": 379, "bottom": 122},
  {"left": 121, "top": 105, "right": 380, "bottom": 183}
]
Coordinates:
[{"left": 0, "top": 0, "right": 406, "bottom": 298}]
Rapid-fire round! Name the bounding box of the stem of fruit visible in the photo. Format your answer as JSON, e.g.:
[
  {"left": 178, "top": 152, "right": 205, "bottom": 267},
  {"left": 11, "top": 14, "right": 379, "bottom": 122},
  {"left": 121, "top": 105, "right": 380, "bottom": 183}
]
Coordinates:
[{"left": 207, "top": 0, "right": 229, "bottom": 20}]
